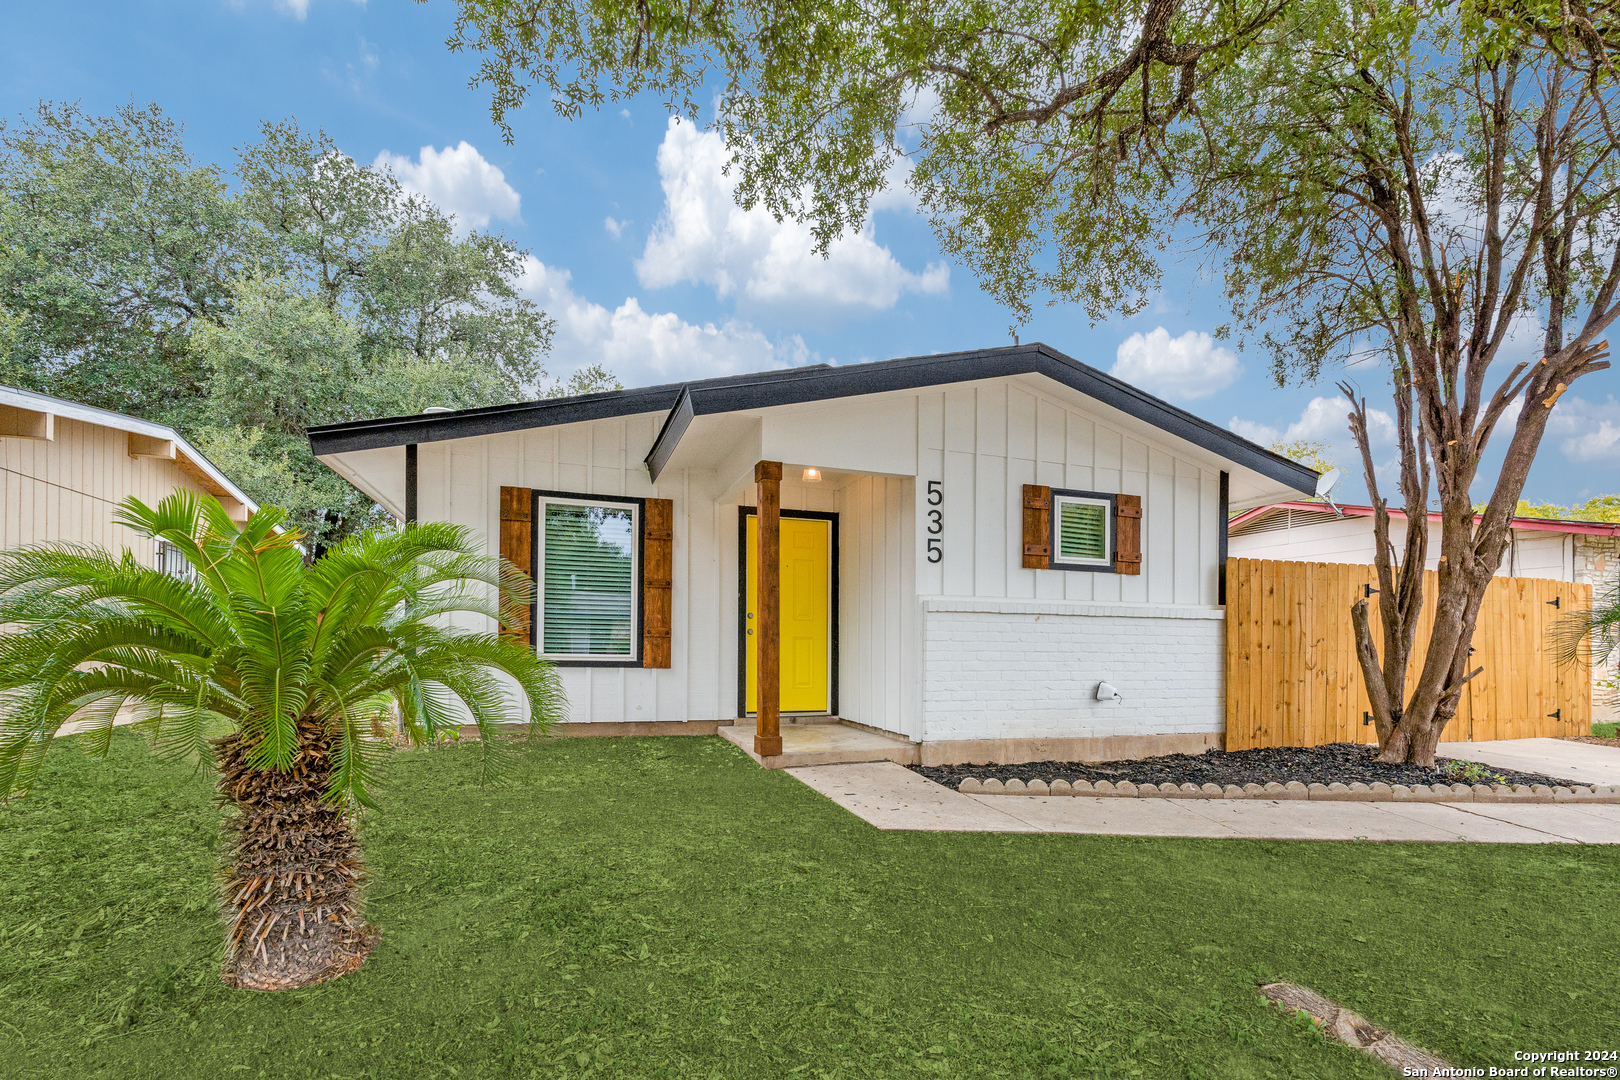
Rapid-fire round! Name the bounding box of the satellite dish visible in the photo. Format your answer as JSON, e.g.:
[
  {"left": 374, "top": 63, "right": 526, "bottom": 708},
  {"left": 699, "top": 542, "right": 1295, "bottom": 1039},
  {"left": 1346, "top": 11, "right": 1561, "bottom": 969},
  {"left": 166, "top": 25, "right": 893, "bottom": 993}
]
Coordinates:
[{"left": 1314, "top": 467, "right": 1345, "bottom": 518}]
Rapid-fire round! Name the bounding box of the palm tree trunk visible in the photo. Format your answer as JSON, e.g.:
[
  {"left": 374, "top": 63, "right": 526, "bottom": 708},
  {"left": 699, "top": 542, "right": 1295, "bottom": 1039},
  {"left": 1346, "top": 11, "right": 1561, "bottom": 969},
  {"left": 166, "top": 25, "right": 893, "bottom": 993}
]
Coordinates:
[{"left": 215, "top": 716, "right": 377, "bottom": 990}]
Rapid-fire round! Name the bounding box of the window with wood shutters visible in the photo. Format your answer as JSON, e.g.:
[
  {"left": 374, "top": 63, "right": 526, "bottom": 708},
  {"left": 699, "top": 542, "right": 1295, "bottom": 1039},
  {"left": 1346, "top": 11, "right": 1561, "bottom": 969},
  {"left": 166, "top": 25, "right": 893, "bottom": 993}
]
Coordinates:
[
  {"left": 1052, "top": 494, "right": 1111, "bottom": 568},
  {"left": 500, "top": 488, "right": 671, "bottom": 666},
  {"left": 1024, "top": 486, "right": 1143, "bottom": 575},
  {"left": 539, "top": 497, "right": 638, "bottom": 661}
]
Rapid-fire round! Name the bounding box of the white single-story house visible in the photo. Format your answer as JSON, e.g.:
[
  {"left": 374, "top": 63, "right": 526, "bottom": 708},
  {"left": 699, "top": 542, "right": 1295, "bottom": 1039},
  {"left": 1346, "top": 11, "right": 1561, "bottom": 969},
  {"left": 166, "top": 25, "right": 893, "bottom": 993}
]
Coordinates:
[
  {"left": 1230, "top": 500, "right": 1620, "bottom": 721},
  {"left": 2, "top": 384, "right": 259, "bottom": 574},
  {"left": 308, "top": 344, "right": 1316, "bottom": 765}
]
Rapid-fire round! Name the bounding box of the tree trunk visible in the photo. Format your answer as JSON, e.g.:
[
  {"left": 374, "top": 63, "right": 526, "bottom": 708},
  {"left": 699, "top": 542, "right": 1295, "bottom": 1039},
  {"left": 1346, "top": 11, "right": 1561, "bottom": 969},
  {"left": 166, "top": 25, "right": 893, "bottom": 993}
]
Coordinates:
[{"left": 215, "top": 717, "right": 377, "bottom": 991}]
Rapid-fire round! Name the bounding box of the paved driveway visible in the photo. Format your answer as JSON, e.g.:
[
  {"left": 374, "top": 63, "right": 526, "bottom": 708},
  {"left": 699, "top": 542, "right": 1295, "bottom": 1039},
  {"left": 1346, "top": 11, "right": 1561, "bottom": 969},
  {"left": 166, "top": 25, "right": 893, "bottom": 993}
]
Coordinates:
[{"left": 1443, "top": 738, "right": 1620, "bottom": 786}]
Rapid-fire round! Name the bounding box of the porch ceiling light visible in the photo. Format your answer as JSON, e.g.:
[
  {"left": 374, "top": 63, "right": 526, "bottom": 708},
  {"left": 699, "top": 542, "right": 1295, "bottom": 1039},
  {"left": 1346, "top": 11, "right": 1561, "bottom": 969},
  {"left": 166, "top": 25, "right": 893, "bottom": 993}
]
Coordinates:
[{"left": 802, "top": 467, "right": 822, "bottom": 483}]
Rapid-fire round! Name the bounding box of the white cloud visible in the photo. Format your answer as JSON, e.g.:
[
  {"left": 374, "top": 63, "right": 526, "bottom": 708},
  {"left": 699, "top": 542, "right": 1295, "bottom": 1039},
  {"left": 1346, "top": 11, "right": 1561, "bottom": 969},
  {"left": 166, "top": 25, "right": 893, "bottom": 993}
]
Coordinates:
[
  {"left": 517, "top": 256, "right": 814, "bottom": 388},
  {"left": 636, "top": 120, "right": 946, "bottom": 317},
  {"left": 258, "top": 0, "right": 363, "bottom": 18},
  {"left": 1229, "top": 417, "right": 1280, "bottom": 445},
  {"left": 373, "top": 142, "right": 521, "bottom": 234},
  {"left": 1230, "top": 395, "right": 1396, "bottom": 448},
  {"left": 604, "top": 217, "right": 628, "bottom": 240},
  {"left": 1550, "top": 394, "right": 1620, "bottom": 462},
  {"left": 899, "top": 86, "right": 941, "bottom": 141},
  {"left": 1110, "top": 327, "right": 1244, "bottom": 401}
]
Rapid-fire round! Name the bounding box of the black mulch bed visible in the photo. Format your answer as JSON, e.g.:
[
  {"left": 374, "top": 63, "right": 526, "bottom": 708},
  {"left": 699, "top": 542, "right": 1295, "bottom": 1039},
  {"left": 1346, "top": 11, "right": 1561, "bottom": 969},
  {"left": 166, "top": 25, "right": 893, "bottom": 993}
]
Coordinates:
[{"left": 911, "top": 742, "right": 1581, "bottom": 791}]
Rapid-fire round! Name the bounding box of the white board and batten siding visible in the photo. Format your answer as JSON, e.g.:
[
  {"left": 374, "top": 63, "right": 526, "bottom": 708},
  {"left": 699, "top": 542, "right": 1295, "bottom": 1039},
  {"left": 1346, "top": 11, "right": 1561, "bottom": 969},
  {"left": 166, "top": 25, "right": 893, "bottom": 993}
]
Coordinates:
[
  {"left": 908, "top": 381, "right": 1226, "bottom": 745},
  {"left": 413, "top": 373, "right": 1234, "bottom": 747},
  {"left": 2, "top": 415, "right": 212, "bottom": 565}
]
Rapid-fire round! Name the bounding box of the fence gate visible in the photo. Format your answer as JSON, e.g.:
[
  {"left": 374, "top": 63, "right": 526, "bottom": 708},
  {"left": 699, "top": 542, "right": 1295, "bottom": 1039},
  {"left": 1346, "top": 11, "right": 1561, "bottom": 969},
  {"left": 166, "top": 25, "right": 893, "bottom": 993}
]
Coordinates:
[{"left": 1224, "top": 558, "right": 1591, "bottom": 750}]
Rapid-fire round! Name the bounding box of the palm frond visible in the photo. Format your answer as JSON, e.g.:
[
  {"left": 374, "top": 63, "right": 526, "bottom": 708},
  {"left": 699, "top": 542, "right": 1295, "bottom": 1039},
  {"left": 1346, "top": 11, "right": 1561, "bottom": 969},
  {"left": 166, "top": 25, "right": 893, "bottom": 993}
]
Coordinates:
[
  {"left": 0, "top": 492, "right": 566, "bottom": 803},
  {"left": 323, "top": 691, "right": 389, "bottom": 811}
]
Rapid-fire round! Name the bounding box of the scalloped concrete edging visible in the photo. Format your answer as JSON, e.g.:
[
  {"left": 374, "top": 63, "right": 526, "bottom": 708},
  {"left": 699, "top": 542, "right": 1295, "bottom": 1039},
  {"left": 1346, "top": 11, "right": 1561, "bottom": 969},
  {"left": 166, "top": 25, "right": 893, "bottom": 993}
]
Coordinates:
[{"left": 954, "top": 777, "right": 1620, "bottom": 803}]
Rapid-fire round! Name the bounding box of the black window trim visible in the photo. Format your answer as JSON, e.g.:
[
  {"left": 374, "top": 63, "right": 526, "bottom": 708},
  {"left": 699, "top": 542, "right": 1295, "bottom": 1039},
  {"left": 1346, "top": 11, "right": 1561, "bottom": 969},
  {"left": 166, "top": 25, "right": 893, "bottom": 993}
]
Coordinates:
[
  {"left": 1048, "top": 488, "right": 1118, "bottom": 573},
  {"left": 531, "top": 488, "right": 648, "bottom": 668}
]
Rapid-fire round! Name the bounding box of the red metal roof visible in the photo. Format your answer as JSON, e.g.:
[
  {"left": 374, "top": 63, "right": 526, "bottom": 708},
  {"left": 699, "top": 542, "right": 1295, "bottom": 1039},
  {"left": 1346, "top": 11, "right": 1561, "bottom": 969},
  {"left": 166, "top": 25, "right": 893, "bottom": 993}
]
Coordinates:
[{"left": 1228, "top": 500, "right": 1620, "bottom": 537}]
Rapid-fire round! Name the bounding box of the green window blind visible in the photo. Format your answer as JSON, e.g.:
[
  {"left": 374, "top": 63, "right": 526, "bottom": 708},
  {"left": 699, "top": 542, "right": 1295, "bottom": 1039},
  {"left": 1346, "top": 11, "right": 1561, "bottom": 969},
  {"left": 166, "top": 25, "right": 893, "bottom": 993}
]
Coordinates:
[
  {"left": 542, "top": 502, "right": 636, "bottom": 657},
  {"left": 1056, "top": 499, "right": 1109, "bottom": 563}
]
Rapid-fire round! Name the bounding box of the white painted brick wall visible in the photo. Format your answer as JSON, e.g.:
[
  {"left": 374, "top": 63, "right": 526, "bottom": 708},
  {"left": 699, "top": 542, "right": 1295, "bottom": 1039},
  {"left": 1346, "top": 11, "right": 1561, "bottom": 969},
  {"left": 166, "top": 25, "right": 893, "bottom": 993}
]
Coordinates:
[{"left": 920, "top": 598, "right": 1224, "bottom": 741}]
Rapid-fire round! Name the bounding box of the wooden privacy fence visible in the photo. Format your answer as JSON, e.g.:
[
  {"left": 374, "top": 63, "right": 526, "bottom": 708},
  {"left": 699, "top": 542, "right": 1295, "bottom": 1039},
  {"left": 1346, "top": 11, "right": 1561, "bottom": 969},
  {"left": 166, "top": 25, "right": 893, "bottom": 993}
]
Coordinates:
[{"left": 1225, "top": 558, "right": 1591, "bottom": 750}]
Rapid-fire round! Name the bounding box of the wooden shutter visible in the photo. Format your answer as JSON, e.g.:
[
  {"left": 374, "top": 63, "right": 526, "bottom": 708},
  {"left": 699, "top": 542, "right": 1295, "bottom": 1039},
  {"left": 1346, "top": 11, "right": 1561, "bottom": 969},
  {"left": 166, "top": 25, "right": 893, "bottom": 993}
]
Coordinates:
[
  {"left": 1114, "top": 493, "right": 1142, "bottom": 575},
  {"left": 499, "top": 486, "right": 535, "bottom": 645},
  {"left": 642, "top": 498, "right": 673, "bottom": 668},
  {"left": 1021, "top": 485, "right": 1051, "bottom": 569}
]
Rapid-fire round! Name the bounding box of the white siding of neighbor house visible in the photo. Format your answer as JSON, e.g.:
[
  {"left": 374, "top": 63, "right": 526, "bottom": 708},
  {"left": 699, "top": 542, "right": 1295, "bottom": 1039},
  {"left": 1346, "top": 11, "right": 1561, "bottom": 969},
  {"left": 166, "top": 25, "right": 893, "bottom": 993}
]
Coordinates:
[
  {"left": 1230, "top": 513, "right": 1588, "bottom": 582},
  {"left": 409, "top": 374, "right": 1234, "bottom": 738},
  {"left": 1509, "top": 532, "right": 1574, "bottom": 579},
  {"left": 1, "top": 416, "right": 217, "bottom": 567}
]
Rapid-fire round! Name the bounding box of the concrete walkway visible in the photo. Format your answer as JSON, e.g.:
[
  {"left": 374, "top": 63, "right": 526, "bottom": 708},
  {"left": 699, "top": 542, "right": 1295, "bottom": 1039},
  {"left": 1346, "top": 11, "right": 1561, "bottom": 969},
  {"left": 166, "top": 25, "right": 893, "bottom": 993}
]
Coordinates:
[
  {"left": 719, "top": 719, "right": 919, "bottom": 768},
  {"left": 786, "top": 761, "right": 1620, "bottom": 843},
  {"left": 1443, "top": 738, "right": 1620, "bottom": 787}
]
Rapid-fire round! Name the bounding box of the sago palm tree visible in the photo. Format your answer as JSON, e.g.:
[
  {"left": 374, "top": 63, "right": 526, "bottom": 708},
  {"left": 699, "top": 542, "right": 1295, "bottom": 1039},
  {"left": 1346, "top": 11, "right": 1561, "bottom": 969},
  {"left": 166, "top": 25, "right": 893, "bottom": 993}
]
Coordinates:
[{"left": 0, "top": 493, "right": 562, "bottom": 991}]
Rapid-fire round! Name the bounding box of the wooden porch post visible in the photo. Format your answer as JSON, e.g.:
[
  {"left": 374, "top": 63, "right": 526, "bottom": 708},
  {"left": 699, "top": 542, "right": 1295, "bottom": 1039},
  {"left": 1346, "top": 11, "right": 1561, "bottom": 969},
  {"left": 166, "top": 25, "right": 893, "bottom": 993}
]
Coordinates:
[{"left": 754, "top": 460, "right": 783, "bottom": 757}]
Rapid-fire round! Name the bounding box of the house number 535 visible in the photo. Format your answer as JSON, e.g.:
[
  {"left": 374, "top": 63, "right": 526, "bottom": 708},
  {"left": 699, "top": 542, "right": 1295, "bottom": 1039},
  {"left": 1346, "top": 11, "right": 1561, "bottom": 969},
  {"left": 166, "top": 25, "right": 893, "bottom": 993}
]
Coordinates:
[{"left": 926, "top": 480, "right": 943, "bottom": 563}]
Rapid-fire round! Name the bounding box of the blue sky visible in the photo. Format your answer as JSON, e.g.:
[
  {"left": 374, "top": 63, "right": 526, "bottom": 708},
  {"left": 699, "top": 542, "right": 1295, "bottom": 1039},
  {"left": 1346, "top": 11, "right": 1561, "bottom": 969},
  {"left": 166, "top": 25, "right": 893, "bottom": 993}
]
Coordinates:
[{"left": 4, "top": 0, "right": 1616, "bottom": 507}]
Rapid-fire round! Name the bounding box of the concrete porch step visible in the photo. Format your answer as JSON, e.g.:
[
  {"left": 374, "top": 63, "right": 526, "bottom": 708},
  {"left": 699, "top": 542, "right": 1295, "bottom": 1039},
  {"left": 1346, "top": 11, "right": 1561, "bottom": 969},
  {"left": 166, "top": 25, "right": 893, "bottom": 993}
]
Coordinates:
[{"left": 720, "top": 719, "right": 919, "bottom": 769}]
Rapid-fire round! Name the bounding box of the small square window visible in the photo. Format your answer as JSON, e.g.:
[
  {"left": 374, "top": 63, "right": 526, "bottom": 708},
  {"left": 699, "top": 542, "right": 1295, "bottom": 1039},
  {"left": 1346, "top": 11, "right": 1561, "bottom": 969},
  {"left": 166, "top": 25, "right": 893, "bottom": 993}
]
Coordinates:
[
  {"left": 1050, "top": 492, "right": 1113, "bottom": 570},
  {"left": 537, "top": 496, "right": 639, "bottom": 663},
  {"left": 155, "top": 539, "right": 195, "bottom": 582}
]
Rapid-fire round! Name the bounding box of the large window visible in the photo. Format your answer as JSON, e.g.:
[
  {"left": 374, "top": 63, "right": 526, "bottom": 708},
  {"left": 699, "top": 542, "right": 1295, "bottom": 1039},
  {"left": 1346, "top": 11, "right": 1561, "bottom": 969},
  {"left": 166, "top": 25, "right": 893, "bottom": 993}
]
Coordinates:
[
  {"left": 537, "top": 496, "right": 639, "bottom": 662},
  {"left": 1050, "top": 491, "right": 1114, "bottom": 570}
]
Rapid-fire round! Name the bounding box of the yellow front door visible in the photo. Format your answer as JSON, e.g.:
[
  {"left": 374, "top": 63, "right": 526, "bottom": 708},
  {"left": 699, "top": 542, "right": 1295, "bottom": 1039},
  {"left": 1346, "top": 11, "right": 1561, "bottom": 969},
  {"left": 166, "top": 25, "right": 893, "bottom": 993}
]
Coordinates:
[{"left": 746, "top": 515, "right": 831, "bottom": 714}]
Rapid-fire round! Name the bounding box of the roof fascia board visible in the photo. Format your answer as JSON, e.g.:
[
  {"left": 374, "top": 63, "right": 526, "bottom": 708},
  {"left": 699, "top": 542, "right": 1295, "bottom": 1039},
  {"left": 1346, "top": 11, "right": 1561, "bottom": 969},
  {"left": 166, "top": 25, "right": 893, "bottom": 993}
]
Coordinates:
[
  {"left": 170, "top": 437, "right": 260, "bottom": 514},
  {"left": 667, "top": 347, "right": 1316, "bottom": 494},
  {"left": 312, "top": 344, "right": 1317, "bottom": 494},
  {"left": 1, "top": 384, "right": 183, "bottom": 442},
  {"left": 0, "top": 384, "right": 258, "bottom": 514},
  {"left": 308, "top": 385, "right": 687, "bottom": 456},
  {"left": 644, "top": 386, "right": 695, "bottom": 482}
]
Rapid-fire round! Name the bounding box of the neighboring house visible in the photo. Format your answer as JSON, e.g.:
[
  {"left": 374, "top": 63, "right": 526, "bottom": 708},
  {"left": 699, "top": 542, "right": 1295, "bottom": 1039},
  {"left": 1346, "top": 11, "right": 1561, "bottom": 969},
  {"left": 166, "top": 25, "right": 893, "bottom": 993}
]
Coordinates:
[
  {"left": 1, "top": 384, "right": 259, "bottom": 574},
  {"left": 1229, "top": 500, "right": 1620, "bottom": 720},
  {"left": 308, "top": 343, "right": 1316, "bottom": 766}
]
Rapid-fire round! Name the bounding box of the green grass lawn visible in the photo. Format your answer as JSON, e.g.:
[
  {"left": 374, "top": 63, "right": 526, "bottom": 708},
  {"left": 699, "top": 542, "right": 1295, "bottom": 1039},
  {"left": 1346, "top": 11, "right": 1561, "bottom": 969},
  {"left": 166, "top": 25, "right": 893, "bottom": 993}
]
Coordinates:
[{"left": 0, "top": 733, "right": 1615, "bottom": 1080}]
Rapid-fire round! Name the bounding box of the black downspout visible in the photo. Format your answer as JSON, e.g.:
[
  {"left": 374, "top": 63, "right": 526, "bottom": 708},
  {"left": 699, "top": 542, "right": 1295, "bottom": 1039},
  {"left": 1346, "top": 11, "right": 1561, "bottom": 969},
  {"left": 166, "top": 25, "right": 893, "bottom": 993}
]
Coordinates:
[
  {"left": 1218, "top": 470, "right": 1229, "bottom": 605},
  {"left": 405, "top": 444, "right": 418, "bottom": 525}
]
